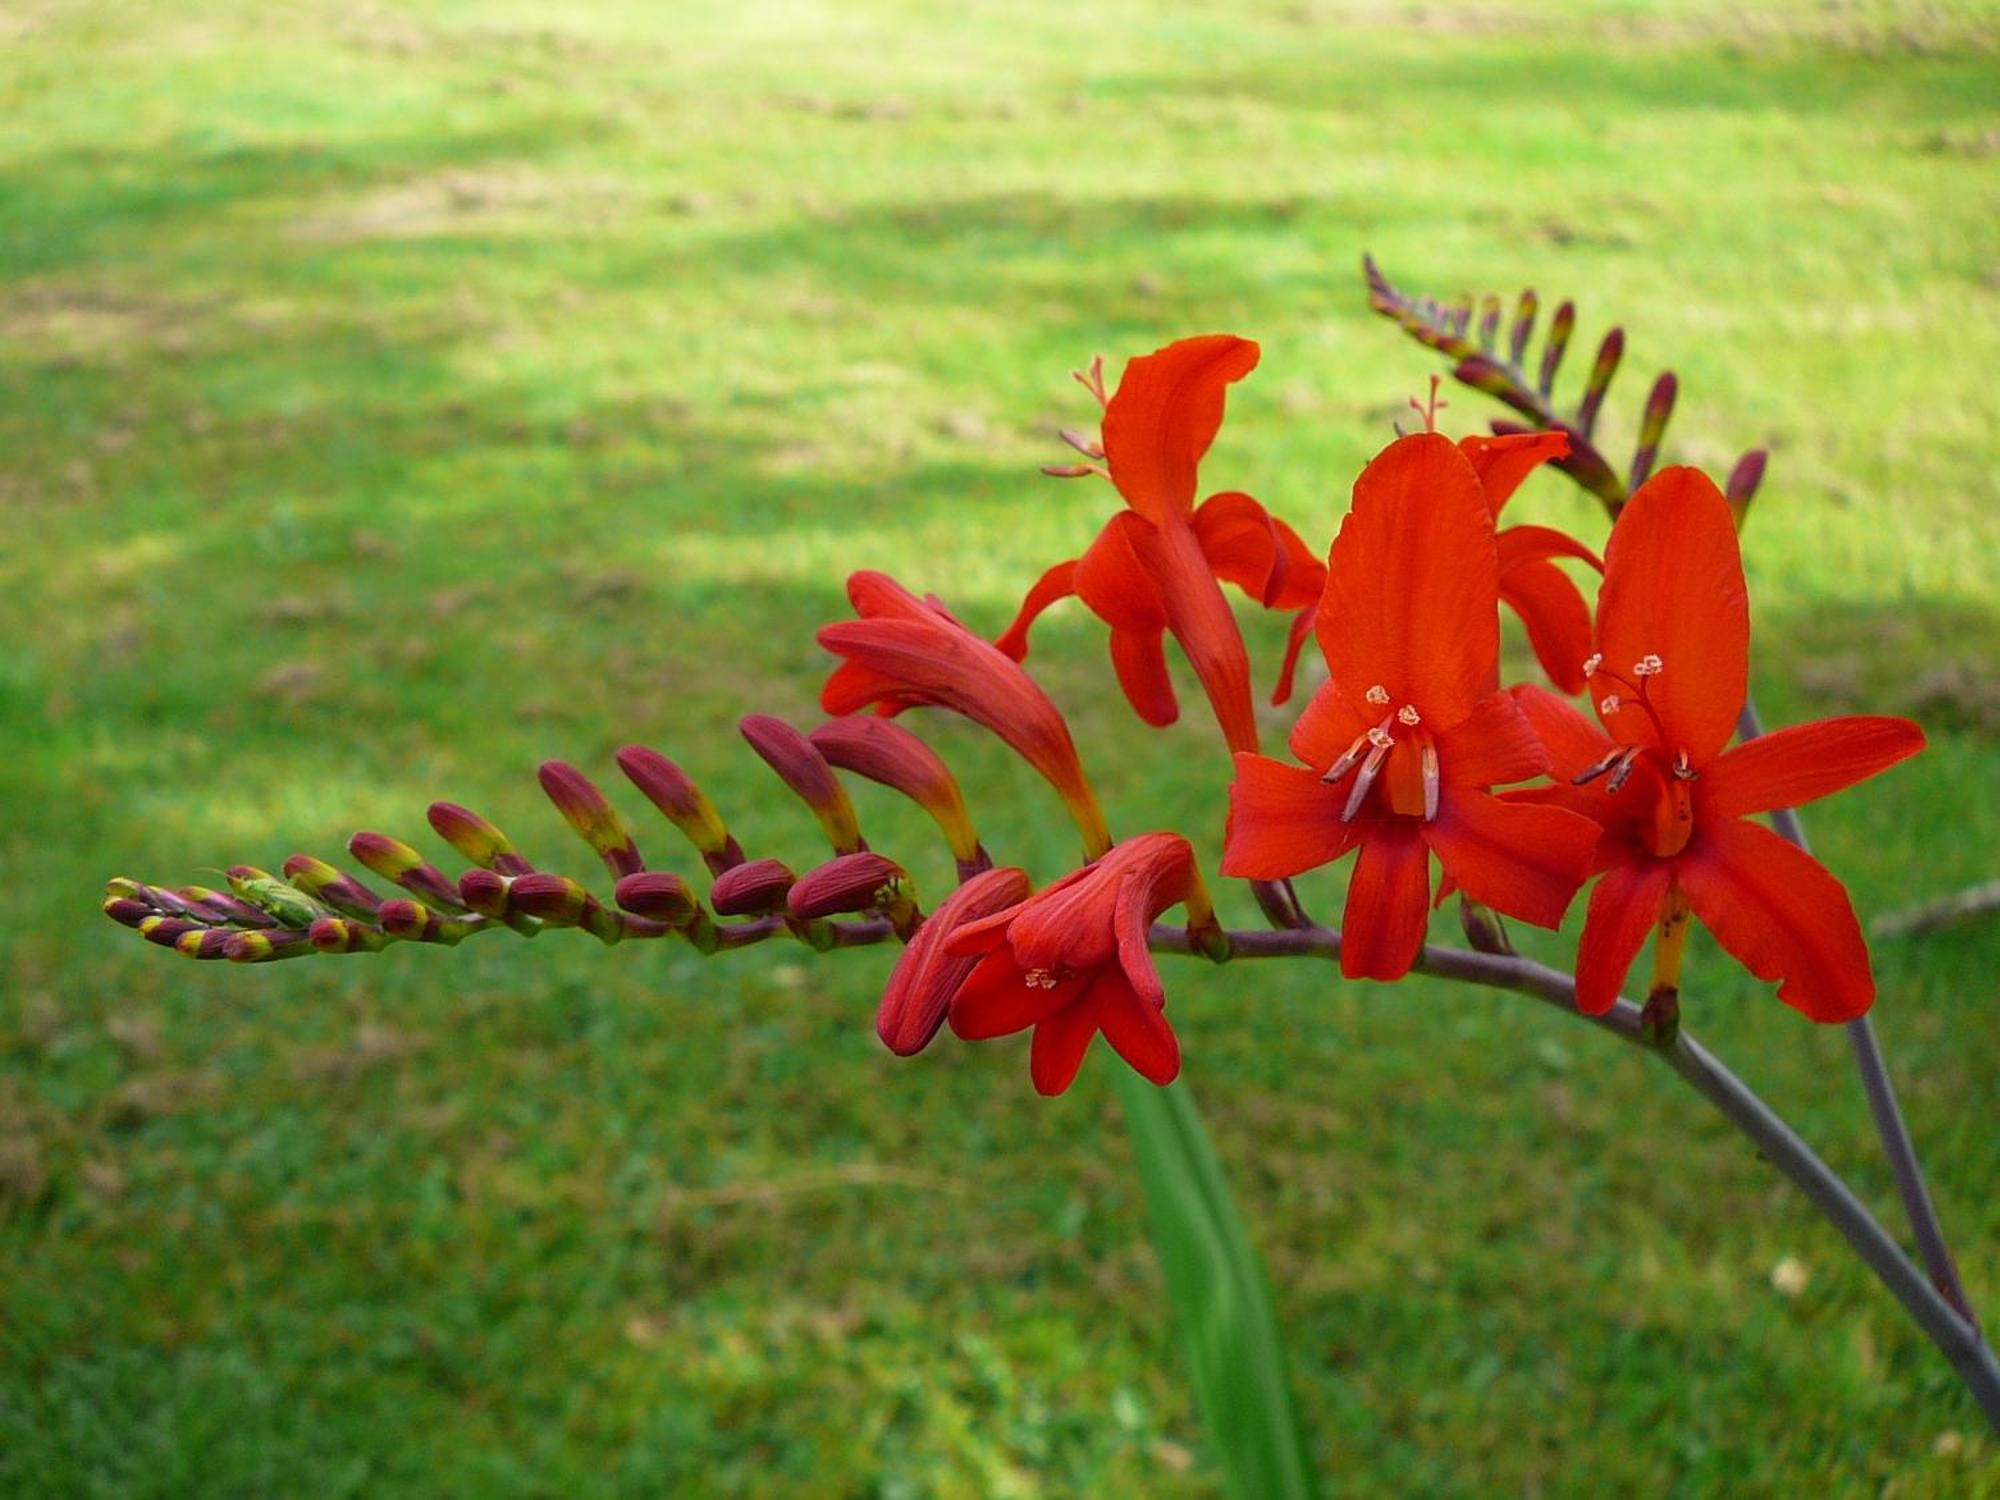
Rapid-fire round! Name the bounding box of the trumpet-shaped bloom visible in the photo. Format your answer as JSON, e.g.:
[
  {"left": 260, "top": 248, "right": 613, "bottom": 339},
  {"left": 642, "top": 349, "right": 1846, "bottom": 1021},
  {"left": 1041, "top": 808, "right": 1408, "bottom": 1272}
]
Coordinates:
[
  {"left": 946, "top": 833, "right": 1203, "bottom": 1095},
  {"left": 819, "top": 571, "right": 1111, "bottom": 856},
  {"left": 1458, "top": 430, "right": 1603, "bottom": 695},
  {"left": 996, "top": 336, "right": 1325, "bottom": 754},
  {"left": 1222, "top": 433, "right": 1599, "bottom": 981},
  {"left": 1510, "top": 466, "right": 1924, "bottom": 1021}
]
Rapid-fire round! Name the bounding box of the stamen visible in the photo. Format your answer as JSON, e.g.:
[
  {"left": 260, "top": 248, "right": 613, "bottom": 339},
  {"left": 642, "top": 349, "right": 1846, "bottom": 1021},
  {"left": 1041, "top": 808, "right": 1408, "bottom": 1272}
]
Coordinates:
[
  {"left": 1672, "top": 750, "right": 1697, "bottom": 781},
  {"left": 1606, "top": 748, "right": 1643, "bottom": 793},
  {"left": 1023, "top": 967, "right": 1060, "bottom": 990},
  {"left": 1572, "top": 747, "right": 1627, "bottom": 787},
  {"left": 1421, "top": 743, "right": 1440, "bottom": 822},
  {"left": 1397, "top": 705, "right": 1421, "bottom": 726},
  {"left": 1321, "top": 730, "right": 1372, "bottom": 785},
  {"left": 1633, "top": 654, "right": 1664, "bottom": 677},
  {"left": 1582, "top": 653, "right": 1602, "bottom": 676},
  {"left": 1367, "top": 726, "right": 1395, "bottom": 750},
  {"left": 1342, "top": 740, "right": 1392, "bottom": 822},
  {"left": 1057, "top": 427, "right": 1104, "bottom": 459},
  {"left": 1365, "top": 684, "right": 1390, "bottom": 706},
  {"left": 1599, "top": 694, "right": 1622, "bottom": 716}
]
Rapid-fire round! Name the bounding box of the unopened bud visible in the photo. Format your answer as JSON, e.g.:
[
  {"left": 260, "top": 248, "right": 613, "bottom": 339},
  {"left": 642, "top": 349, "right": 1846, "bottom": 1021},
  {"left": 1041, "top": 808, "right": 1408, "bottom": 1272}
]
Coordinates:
[
  {"left": 348, "top": 832, "right": 465, "bottom": 910},
  {"left": 309, "top": 916, "right": 388, "bottom": 954},
  {"left": 427, "top": 801, "right": 532, "bottom": 876},
  {"left": 103, "top": 896, "right": 152, "bottom": 929},
  {"left": 1725, "top": 447, "right": 1767, "bottom": 529},
  {"left": 175, "top": 929, "right": 235, "bottom": 960},
  {"left": 615, "top": 746, "right": 742, "bottom": 872},
  {"left": 787, "top": 852, "right": 906, "bottom": 922},
  {"left": 615, "top": 871, "right": 697, "bottom": 926},
  {"left": 538, "top": 761, "right": 644, "bottom": 878},
  {"left": 283, "top": 854, "right": 382, "bottom": 917},
  {"left": 740, "top": 715, "right": 863, "bottom": 854},
  {"left": 877, "top": 867, "right": 1031, "bottom": 1055},
  {"left": 507, "top": 874, "right": 588, "bottom": 927},
  {"left": 809, "top": 717, "right": 980, "bottom": 863},
  {"left": 710, "top": 858, "right": 796, "bottom": 917},
  {"left": 223, "top": 928, "right": 316, "bottom": 962},
  {"left": 1458, "top": 895, "right": 1514, "bottom": 956},
  {"left": 457, "top": 867, "right": 512, "bottom": 918}
]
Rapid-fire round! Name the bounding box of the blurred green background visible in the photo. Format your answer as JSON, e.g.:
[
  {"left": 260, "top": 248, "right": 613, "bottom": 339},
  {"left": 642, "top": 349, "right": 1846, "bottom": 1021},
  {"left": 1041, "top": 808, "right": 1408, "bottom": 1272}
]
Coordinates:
[{"left": 3, "top": 1, "right": 1998, "bottom": 1494}]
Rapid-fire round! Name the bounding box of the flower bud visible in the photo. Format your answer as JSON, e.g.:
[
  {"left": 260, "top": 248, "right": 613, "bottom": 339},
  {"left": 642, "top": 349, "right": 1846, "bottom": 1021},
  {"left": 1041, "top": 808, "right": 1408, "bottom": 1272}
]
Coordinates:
[
  {"left": 614, "top": 871, "right": 696, "bottom": 926},
  {"left": 506, "top": 874, "right": 587, "bottom": 927},
  {"left": 175, "top": 929, "right": 235, "bottom": 960},
  {"left": 282, "top": 854, "right": 382, "bottom": 917},
  {"left": 538, "top": 761, "right": 644, "bottom": 878},
  {"left": 309, "top": 916, "right": 387, "bottom": 954},
  {"left": 877, "top": 867, "right": 1031, "bottom": 1055},
  {"left": 427, "top": 801, "right": 532, "bottom": 876},
  {"left": 740, "top": 715, "right": 863, "bottom": 854},
  {"left": 787, "top": 852, "right": 906, "bottom": 922},
  {"left": 348, "top": 832, "right": 465, "bottom": 910},
  {"left": 223, "top": 928, "right": 316, "bottom": 962},
  {"left": 709, "top": 858, "right": 795, "bottom": 917},
  {"left": 457, "top": 867, "right": 512, "bottom": 918},
  {"left": 809, "top": 717, "right": 980, "bottom": 863},
  {"left": 615, "top": 746, "right": 742, "bottom": 872}
]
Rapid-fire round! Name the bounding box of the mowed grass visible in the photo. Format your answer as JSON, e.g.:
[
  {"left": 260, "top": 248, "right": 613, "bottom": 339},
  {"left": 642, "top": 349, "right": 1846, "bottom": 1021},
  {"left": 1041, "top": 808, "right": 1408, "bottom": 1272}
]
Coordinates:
[{"left": 2, "top": 0, "right": 1998, "bottom": 1494}]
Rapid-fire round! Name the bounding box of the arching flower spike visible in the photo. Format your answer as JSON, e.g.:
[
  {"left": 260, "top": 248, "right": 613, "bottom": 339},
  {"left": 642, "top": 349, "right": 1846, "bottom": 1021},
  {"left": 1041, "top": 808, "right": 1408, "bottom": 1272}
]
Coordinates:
[
  {"left": 945, "top": 833, "right": 1208, "bottom": 1095},
  {"left": 1221, "top": 433, "right": 1599, "bottom": 981},
  {"left": 1508, "top": 467, "right": 1924, "bottom": 1024},
  {"left": 996, "top": 336, "right": 1325, "bottom": 753},
  {"left": 819, "top": 571, "right": 1112, "bottom": 858}
]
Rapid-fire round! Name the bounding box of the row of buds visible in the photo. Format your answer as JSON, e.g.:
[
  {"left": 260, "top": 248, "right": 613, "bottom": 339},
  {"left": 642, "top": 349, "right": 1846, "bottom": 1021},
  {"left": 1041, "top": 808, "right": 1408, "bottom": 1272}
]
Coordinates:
[{"left": 102, "top": 711, "right": 988, "bottom": 966}]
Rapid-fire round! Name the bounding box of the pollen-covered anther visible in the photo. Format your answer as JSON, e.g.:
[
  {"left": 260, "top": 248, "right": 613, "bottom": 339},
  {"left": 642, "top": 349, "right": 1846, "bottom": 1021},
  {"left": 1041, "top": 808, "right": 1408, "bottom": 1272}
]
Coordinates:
[
  {"left": 1599, "top": 694, "right": 1622, "bottom": 715},
  {"left": 1343, "top": 737, "right": 1394, "bottom": 822},
  {"left": 1365, "top": 684, "right": 1391, "bottom": 706},
  {"left": 1396, "top": 705, "right": 1420, "bottom": 727},
  {"left": 1024, "top": 967, "right": 1060, "bottom": 990},
  {"left": 1367, "top": 726, "right": 1395, "bottom": 749},
  {"left": 1582, "top": 653, "right": 1602, "bottom": 676},
  {"left": 1606, "top": 750, "right": 1644, "bottom": 794},
  {"left": 1633, "top": 654, "right": 1664, "bottom": 677}
]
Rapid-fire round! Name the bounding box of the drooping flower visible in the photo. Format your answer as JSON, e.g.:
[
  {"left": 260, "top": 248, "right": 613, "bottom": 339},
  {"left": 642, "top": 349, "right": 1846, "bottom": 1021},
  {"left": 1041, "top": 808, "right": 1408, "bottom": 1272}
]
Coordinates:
[
  {"left": 945, "top": 833, "right": 1207, "bottom": 1095},
  {"left": 1458, "top": 429, "right": 1603, "bottom": 695},
  {"left": 996, "top": 336, "right": 1325, "bottom": 754},
  {"left": 1505, "top": 466, "right": 1924, "bottom": 1023},
  {"left": 876, "top": 866, "right": 1033, "bottom": 1057},
  {"left": 1222, "top": 432, "right": 1599, "bottom": 981},
  {"left": 819, "top": 570, "right": 1111, "bottom": 857}
]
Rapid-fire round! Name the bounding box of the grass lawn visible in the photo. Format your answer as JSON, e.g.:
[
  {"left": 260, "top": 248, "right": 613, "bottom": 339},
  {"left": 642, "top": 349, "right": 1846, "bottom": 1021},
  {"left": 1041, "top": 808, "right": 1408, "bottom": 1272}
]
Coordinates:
[{"left": 3, "top": 1, "right": 1998, "bottom": 1493}]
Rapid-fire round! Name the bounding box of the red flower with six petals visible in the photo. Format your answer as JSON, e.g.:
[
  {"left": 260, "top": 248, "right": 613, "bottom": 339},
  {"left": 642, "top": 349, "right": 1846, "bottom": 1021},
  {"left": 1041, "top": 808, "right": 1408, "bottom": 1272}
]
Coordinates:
[
  {"left": 1506, "top": 466, "right": 1924, "bottom": 1022},
  {"left": 945, "top": 833, "right": 1206, "bottom": 1095},
  {"left": 997, "top": 336, "right": 1325, "bottom": 753},
  {"left": 1222, "top": 433, "right": 1599, "bottom": 981}
]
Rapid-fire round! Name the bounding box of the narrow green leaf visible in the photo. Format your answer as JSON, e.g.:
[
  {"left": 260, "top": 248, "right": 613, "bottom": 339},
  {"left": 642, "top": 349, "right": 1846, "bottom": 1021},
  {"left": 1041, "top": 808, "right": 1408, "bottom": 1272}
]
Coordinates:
[{"left": 1117, "top": 1072, "right": 1320, "bottom": 1500}]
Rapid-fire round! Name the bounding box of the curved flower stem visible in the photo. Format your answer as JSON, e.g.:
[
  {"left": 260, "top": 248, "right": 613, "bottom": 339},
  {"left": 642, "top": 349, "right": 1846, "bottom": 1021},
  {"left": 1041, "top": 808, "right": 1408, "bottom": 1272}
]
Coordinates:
[
  {"left": 1146, "top": 921, "right": 2000, "bottom": 1427},
  {"left": 1737, "top": 694, "right": 1978, "bottom": 1332}
]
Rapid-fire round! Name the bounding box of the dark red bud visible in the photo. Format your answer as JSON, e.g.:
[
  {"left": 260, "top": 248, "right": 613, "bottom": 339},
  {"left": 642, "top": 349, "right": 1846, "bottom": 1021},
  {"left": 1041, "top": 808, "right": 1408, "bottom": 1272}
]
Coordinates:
[
  {"left": 786, "top": 852, "right": 905, "bottom": 921},
  {"left": 614, "top": 871, "right": 696, "bottom": 925},
  {"left": 740, "top": 715, "right": 863, "bottom": 853},
  {"left": 709, "top": 857, "right": 796, "bottom": 917}
]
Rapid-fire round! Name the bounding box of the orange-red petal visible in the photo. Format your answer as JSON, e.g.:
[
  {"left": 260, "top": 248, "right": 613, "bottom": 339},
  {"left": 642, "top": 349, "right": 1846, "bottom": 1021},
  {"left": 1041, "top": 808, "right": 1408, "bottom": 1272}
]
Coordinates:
[
  {"left": 1093, "top": 968, "right": 1181, "bottom": 1087},
  {"left": 1075, "top": 512, "right": 1169, "bottom": 631},
  {"left": 1459, "top": 430, "right": 1571, "bottom": 516},
  {"left": 1193, "top": 490, "right": 1325, "bottom": 609},
  {"left": 1575, "top": 861, "right": 1672, "bottom": 1015},
  {"left": 876, "top": 867, "right": 1033, "bottom": 1055},
  {"left": 995, "top": 559, "right": 1079, "bottom": 662},
  {"left": 1678, "top": 817, "right": 1877, "bottom": 1023},
  {"left": 1593, "top": 467, "right": 1748, "bottom": 766},
  {"left": 1221, "top": 753, "right": 1367, "bottom": 879},
  {"left": 1699, "top": 716, "right": 1926, "bottom": 822},
  {"left": 1030, "top": 992, "right": 1103, "bottom": 1095},
  {"left": 1425, "top": 790, "right": 1596, "bottom": 929},
  {"left": 1101, "top": 335, "right": 1261, "bottom": 523},
  {"left": 950, "top": 947, "right": 1091, "bottom": 1039},
  {"left": 1273, "top": 603, "right": 1316, "bottom": 706},
  {"left": 1433, "top": 689, "right": 1551, "bottom": 789},
  {"left": 1319, "top": 433, "right": 1499, "bottom": 730},
  {"left": 1500, "top": 557, "right": 1595, "bottom": 696},
  {"left": 1110, "top": 629, "right": 1178, "bottom": 727},
  {"left": 1339, "top": 820, "right": 1431, "bottom": 981}
]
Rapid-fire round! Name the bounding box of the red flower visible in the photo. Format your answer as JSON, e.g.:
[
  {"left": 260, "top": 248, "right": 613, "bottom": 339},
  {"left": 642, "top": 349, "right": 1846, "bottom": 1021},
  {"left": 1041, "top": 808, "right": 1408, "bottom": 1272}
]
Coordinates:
[
  {"left": 1458, "top": 430, "right": 1603, "bottom": 695},
  {"left": 1508, "top": 466, "right": 1924, "bottom": 1022},
  {"left": 1221, "top": 433, "right": 1599, "bottom": 981},
  {"left": 819, "top": 571, "right": 1112, "bottom": 857},
  {"left": 945, "top": 833, "right": 1204, "bottom": 1095},
  {"left": 996, "top": 336, "right": 1325, "bottom": 754},
  {"left": 876, "top": 865, "right": 1033, "bottom": 1057}
]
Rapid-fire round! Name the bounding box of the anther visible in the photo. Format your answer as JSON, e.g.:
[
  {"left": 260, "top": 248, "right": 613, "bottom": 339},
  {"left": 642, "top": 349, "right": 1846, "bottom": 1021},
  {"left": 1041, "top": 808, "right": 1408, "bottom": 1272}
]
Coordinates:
[
  {"left": 1421, "top": 743, "right": 1440, "bottom": 822},
  {"left": 1633, "top": 654, "right": 1664, "bottom": 677},
  {"left": 1343, "top": 739, "right": 1392, "bottom": 822},
  {"left": 1397, "top": 705, "right": 1421, "bottom": 726},
  {"left": 1672, "top": 750, "right": 1697, "bottom": 781},
  {"left": 1572, "top": 747, "right": 1628, "bottom": 787},
  {"left": 1582, "top": 653, "right": 1602, "bottom": 676},
  {"left": 1367, "top": 726, "right": 1395, "bottom": 750},
  {"left": 1606, "top": 749, "right": 1643, "bottom": 793},
  {"left": 1365, "top": 685, "right": 1390, "bottom": 706},
  {"left": 1599, "top": 694, "right": 1622, "bottom": 716},
  {"left": 1024, "top": 967, "right": 1059, "bottom": 990}
]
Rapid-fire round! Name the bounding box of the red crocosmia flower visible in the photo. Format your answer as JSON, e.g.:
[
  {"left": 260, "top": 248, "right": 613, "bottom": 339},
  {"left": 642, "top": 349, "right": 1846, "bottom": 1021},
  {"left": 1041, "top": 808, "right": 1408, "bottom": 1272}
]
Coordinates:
[
  {"left": 1221, "top": 433, "right": 1599, "bottom": 982},
  {"left": 1458, "top": 430, "right": 1603, "bottom": 695},
  {"left": 996, "top": 335, "right": 1325, "bottom": 753},
  {"left": 1506, "top": 466, "right": 1925, "bottom": 1024},
  {"left": 877, "top": 865, "right": 1033, "bottom": 1057},
  {"left": 819, "top": 571, "right": 1112, "bottom": 857},
  {"left": 945, "top": 833, "right": 1204, "bottom": 1095}
]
